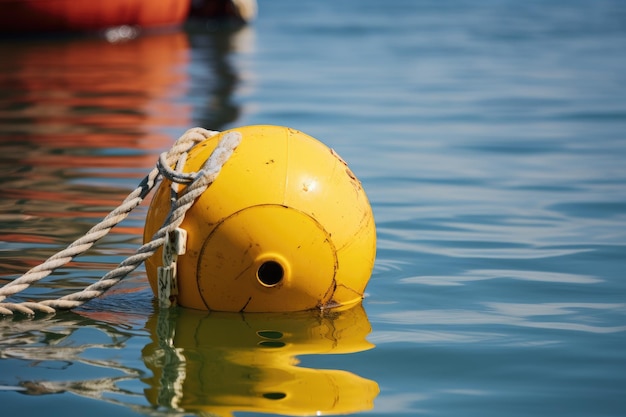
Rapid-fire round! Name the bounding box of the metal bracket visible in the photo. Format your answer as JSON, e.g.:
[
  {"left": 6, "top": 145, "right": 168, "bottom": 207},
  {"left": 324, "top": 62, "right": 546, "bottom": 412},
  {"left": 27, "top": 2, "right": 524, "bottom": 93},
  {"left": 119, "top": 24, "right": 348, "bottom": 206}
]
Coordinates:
[{"left": 157, "top": 228, "right": 187, "bottom": 308}]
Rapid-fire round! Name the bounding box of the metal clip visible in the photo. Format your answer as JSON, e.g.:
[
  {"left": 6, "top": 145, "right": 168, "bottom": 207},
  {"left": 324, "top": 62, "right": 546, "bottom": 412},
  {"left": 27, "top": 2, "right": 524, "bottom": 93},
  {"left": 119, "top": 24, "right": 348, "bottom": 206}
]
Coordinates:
[{"left": 158, "top": 228, "right": 187, "bottom": 308}]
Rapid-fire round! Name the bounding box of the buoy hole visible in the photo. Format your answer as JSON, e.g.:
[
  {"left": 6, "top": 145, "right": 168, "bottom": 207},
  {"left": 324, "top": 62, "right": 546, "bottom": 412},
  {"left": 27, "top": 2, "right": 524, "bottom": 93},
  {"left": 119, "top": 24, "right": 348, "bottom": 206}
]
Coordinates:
[
  {"left": 262, "top": 392, "right": 287, "bottom": 400},
  {"left": 257, "top": 330, "right": 283, "bottom": 339},
  {"left": 258, "top": 340, "right": 286, "bottom": 348},
  {"left": 257, "top": 260, "right": 283, "bottom": 287}
]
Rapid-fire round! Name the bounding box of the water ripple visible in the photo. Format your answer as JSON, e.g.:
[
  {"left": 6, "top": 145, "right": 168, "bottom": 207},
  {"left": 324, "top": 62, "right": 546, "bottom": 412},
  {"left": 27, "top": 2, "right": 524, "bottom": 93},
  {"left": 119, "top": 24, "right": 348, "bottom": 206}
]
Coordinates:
[
  {"left": 401, "top": 269, "right": 602, "bottom": 286},
  {"left": 377, "top": 303, "right": 626, "bottom": 335}
]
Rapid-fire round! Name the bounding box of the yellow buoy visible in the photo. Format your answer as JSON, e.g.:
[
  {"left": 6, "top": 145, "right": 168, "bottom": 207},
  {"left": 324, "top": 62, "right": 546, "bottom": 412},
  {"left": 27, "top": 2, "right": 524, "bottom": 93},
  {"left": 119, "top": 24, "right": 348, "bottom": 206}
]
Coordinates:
[{"left": 143, "top": 125, "right": 376, "bottom": 312}]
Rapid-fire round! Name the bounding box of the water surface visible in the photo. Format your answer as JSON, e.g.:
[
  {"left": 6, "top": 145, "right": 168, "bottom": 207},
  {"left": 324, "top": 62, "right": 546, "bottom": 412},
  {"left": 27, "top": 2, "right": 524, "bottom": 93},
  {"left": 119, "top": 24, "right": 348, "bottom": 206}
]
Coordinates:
[{"left": 1, "top": 1, "right": 626, "bottom": 416}]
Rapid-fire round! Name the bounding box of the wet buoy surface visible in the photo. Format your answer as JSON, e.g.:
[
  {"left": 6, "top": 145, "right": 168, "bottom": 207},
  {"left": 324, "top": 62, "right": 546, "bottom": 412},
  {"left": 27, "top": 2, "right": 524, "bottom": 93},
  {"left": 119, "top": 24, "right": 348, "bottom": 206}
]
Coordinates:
[{"left": 143, "top": 125, "right": 376, "bottom": 312}]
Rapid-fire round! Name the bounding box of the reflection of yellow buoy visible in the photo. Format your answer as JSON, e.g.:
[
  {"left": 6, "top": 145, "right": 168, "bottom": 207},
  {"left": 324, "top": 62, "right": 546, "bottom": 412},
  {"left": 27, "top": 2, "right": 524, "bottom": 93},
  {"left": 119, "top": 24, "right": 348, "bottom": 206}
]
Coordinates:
[
  {"left": 142, "top": 304, "right": 378, "bottom": 417},
  {"left": 144, "top": 125, "right": 376, "bottom": 312}
]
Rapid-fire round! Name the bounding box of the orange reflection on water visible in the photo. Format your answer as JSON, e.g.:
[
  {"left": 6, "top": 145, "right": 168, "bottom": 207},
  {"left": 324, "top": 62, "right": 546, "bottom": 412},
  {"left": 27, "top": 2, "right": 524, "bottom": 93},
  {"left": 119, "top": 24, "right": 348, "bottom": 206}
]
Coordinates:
[
  {"left": 0, "top": 31, "right": 193, "bottom": 274},
  {"left": 0, "top": 32, "right": 191, "bottom": 243},
  {"left": 0, "top": 31, "right": 191, "bottom": 167}
]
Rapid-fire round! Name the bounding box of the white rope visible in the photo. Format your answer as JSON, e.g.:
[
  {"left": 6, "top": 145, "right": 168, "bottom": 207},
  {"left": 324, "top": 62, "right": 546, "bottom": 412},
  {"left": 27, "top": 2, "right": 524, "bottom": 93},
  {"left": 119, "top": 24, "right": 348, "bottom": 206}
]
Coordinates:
[{"left": 0, "top": 128, "right": 241, "bottom": 317}]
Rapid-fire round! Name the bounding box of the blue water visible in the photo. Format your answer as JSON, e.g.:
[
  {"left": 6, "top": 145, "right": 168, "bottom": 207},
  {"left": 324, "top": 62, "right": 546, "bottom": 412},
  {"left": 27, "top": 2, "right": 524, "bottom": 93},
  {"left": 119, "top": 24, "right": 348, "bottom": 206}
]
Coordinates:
[{"left": 1, "top": 0, "right": 626, "bottom": 416}]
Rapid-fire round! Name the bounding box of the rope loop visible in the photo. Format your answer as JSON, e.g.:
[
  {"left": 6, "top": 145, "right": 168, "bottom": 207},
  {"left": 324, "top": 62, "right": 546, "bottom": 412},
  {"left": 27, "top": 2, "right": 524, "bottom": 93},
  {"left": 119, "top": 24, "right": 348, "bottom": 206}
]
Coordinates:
[{"left": 0, "top": 127, "right": 240, "bottom": 318}]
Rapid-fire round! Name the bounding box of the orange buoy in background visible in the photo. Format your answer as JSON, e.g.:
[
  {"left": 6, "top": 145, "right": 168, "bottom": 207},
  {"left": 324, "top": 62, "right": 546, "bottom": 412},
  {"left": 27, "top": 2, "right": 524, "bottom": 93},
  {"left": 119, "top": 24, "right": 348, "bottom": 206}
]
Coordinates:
[
  {"left": 143, "top": 125, "right": 376, "bottom": 312},
  {"left": 0, "top": 0, "right": 191, "bottom": 34}
]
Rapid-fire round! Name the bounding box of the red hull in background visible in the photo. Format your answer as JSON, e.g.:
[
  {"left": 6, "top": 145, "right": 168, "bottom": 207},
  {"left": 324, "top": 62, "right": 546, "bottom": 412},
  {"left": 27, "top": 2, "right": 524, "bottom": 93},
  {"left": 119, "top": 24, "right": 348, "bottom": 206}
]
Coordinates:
[{"left": 0, "top": 0, "right": 191, "bottom": 34}]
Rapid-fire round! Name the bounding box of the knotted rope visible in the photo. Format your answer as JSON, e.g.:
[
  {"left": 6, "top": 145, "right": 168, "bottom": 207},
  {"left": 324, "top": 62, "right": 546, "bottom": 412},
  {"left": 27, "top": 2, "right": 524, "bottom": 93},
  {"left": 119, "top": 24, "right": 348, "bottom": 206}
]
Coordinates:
[{"left": 0, "top": 128, "right": 241, "bottom": 317}]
